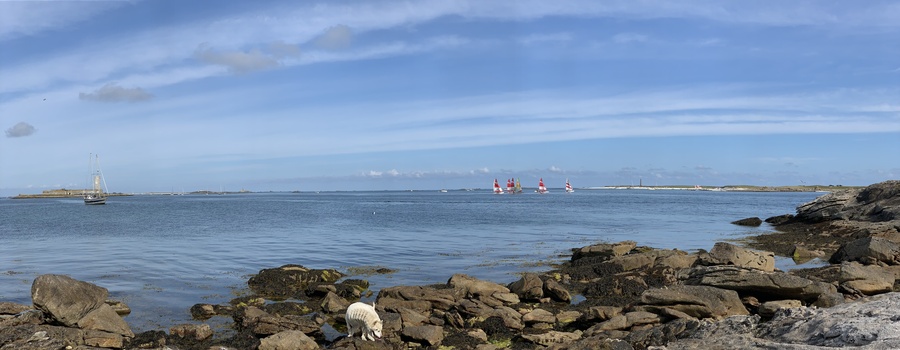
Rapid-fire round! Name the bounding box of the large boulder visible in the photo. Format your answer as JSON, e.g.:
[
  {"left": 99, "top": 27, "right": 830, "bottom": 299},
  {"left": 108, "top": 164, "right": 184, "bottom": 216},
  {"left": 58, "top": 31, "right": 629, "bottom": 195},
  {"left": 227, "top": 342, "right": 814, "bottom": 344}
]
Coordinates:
[
  {"left": 794, "top": 180, "right": 900, "bottom": 223},
  {"left": 699, "top": 242, "right": 775, "bottom": 272},
  {"left": 668, "top": 292, "right": 900, "bottom": 349},
  {"left": 638, "top": 285, "right": 749, "bottom": 319},
  {"left": 838, "top": 261, "right": 895, "bottom": 295},
  {"left": 829, "top": 236, "right": 900, "bottom": 265},
  {"left": 31, "top": 274, "right": 109, "bottom": 327},
  {"left": 683, "top": 266, "right": 839, "bottom": 305}
]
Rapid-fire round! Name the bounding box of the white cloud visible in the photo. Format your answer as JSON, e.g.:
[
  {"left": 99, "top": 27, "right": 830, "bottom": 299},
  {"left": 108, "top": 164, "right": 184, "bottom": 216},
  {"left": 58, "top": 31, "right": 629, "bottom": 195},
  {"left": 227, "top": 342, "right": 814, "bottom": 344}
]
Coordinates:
[
  {"left": 5, "top": 122, "right": 36, "bottom": 137},
  {"left": 79, "top": 83, "right": 153, "bottom": 103}
]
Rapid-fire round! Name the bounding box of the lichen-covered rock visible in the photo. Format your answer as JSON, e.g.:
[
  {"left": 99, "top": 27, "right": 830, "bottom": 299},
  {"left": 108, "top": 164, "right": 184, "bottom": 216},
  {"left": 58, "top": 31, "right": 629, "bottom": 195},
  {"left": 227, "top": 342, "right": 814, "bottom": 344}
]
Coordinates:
[
  {"left": 31, "top": 274, "right": 108, "bottom": 327},
  {"left": 247, "top": 264, "right": 344, "bottom": 299}
]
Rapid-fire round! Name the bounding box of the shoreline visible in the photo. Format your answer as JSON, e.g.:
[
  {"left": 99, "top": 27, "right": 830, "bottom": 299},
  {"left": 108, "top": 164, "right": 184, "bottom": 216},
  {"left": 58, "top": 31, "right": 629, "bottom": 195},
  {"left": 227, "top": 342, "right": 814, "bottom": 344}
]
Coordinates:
[{"left": 1, "top": 181, "right": 894, "bottom": 349}]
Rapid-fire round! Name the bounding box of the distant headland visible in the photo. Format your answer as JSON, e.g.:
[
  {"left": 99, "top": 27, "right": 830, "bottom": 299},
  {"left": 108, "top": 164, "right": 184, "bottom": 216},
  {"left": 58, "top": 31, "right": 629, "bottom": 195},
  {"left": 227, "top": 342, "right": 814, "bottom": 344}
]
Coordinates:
[{"left": 10, "top": 188, "right": 132, "bottom": 199}]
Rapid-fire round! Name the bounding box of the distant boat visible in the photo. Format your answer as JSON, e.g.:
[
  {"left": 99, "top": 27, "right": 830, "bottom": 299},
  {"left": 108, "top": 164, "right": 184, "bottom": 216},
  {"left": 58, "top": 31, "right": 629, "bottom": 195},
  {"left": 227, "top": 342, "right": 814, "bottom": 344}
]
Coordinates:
[
  {"left": 515, "top": 178, "right": 522, "bottom": 194},
  {"left": 440, "top": 189, "right": 448, "bottom": 193},
  {"left": 536, "top": 178, "right": 548, "bottom": 194},
  {"left": 506, "top": 178, "right": 514, "bottom": 194},
  {"left": 493, "top": 179, "right": 504, "bottom": 194},
  {"left": 83, "top": 153, "right": 108, "bottom": 205},
  {"left": 565, "top": 179, "right": 575, "bottom": 193}
]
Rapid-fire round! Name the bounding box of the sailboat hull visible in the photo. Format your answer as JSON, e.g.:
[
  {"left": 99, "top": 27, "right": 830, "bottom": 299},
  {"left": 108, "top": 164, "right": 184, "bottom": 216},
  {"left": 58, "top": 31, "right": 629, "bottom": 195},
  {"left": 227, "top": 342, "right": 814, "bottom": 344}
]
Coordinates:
[{"left": 84, "top": 196, "right": 106, "bottom": 205}]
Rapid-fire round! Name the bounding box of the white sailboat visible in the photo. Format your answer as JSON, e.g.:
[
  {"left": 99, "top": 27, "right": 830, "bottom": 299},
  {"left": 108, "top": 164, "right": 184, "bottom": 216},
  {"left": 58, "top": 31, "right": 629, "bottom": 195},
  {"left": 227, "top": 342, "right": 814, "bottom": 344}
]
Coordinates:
[
  {"left": 565, "top": 178, "right": 575, "bottom": 193},
  {"left": 83, "top": 153, "right": 109, "bottom": 205}
]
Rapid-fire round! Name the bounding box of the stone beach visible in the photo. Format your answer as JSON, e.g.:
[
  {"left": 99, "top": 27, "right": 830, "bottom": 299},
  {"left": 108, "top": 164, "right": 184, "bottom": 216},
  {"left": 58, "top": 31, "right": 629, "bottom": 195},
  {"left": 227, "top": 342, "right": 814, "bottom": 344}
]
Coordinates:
[{"left": 1, "top": 180, "right": 898, "bottom": 349}]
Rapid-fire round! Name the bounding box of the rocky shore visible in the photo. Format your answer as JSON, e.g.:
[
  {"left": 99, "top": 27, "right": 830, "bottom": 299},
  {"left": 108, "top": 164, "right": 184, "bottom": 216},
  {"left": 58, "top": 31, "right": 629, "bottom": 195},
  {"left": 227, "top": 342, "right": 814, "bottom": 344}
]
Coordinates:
[{"left": 1, "top": 180, "right": 897, "bottom": 349}]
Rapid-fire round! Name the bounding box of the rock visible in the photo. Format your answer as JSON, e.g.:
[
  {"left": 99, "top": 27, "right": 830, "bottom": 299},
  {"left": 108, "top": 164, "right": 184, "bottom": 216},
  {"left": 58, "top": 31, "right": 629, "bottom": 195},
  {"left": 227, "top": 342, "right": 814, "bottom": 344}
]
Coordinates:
[
  {"left": 84, "top": 329, "right": 124, "bottom": 348},
  {"left": 76, "top": 303, "right": 134, "bottom": 338},
  {"left": 765, "top": 214, "right": 794, "bottom": 225},
  {"left": 0, "top": 302, "right": 32, "bottom": 316},
  {"left": 377, "top": 285, "right": 458, "bottom": 311},
  {"left": 189, "top": 303, "right": 219, "bottom": 320},
  {"left": 669, "top": 292, "right": 900, "bottom": 348},
  {"left": 795, "top": 180, "right": 900, "bottom": 223},
  {"left": 830, "top": 236, "right": 900, "bottom": 265},
  {"left": 624, "top": 311, "right": 662, "bottom": 327},
  {"left": 790, "top": 245, "right": 825, "bottom": 263},
  {"left": 247, "top": 264, "right": 344, "bottom": 299},
  {"left": 556, "top": 310, "right": 581, "bottom": 325},
  {"left": 541, "top": 278, "right": 571, "bottom": 303},
  {"left": 375, "top": 297, "right": 432, "bottom": 314},
  {"left": 839, "top": 261, "right": 895, "bottom": 295},
  {"left": 170, "top": 323, "right": 213, "bottom": 341},
  {"left": 508, "top": 273, "right": 543, "bottom": 300},
  {"left": 401, "top": 325, "right": 444, "bottom": 346},
  {"left": 684, "top": 265, "right": 836, "bottom": 303},
  {"left": 757, "top": 299, "right": 802, "bottom": 318},
  {"left": 259, "top": 330, "right": 319, "bottom": 350},
  {"left": 731, "top": 217, "right": 763, "bottom": 226},
  {"left": 396, "top": 307, "right": 428, "bottom": 327},
  {"left": 320, "top": 291, "right": 350, "bottom": 313},
  {"left": 571, "top": 241, "right": 637, "bottom": 262},
  {"left": 31, "top": 274, "right": 108, "bottom": 327},
  {"left": 584, "top": 314, "right": 628, "bottom": 334},
  {"left": 639, "top": 285, "right": 749, "bottom": 319},
  {"left": 448, "top": 274, "right": 510, "bottom": 299},
  {"left": 522, "top": 308, "right": 556, "bottom": 324},
  {"left": 700, "top": 242, "right": 775, "bottom": 272},
  {"left": 491, "top": 306, "right": 524, "bottom": 330},
  {"left": 579, "top": 306, "right": 623, "bottom": 323},
  {"left": 105, "top": 300, "right": 131, "bottom": 316},
  {"left": 521, "top": 330, "right": 581, "bottom": 346},
  {"left": 237, "top": 306, "right": 324, "bottom": 336}
]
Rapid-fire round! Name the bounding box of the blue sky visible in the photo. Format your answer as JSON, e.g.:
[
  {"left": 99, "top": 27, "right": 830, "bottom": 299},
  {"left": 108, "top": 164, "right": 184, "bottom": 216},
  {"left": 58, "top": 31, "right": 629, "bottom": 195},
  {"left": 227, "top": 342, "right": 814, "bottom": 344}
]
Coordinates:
[{"left": 1, "top": 1, "right": 898, "bottom": 194}]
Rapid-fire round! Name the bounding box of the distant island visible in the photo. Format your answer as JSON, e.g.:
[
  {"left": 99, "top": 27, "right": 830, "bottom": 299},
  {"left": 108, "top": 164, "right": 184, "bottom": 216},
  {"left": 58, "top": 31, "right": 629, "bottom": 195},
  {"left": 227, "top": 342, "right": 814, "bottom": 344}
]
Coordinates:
[
  {"left": 593, "top": 184, "right": 862, "bottom": 192},
  {"left": 10, "top": 188, "right": 133, "bottom": 199}
]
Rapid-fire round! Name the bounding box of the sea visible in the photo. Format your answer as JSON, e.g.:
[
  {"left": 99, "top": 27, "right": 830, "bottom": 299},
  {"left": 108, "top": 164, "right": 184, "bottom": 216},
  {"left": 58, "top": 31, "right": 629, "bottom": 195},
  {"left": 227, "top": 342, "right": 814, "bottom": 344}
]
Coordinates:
[{"left": 0, "top": 189, "right": 823, "bottom": 332}]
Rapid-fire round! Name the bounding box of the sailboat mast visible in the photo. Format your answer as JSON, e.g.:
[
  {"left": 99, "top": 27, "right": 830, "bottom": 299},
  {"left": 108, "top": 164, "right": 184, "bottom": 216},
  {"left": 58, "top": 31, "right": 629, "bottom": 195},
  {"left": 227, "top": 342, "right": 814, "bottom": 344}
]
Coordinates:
[{"left": 95, "top": 154, "right": 108, "bottom": 194}]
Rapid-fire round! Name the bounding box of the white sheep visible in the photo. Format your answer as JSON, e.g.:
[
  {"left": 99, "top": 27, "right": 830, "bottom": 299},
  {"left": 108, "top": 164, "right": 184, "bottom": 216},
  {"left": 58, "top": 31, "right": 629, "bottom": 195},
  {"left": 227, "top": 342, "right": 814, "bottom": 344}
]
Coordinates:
[{"left": 346, "top": 301, "right": 383, "bottom": 341}]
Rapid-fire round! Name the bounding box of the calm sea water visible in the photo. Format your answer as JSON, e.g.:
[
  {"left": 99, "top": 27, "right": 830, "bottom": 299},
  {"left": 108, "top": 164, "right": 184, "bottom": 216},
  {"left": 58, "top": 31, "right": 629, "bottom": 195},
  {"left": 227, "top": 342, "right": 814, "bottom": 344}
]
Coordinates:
[{"left": 0, "top": 189, "right": 822, "bottom": 332}]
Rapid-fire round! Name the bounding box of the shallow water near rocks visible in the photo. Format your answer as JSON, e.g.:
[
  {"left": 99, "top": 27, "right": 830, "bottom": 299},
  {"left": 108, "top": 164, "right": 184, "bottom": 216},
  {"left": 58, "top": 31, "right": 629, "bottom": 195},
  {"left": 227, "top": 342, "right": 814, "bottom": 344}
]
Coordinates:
[{"left": 0, "top": 190, "right": 822, "bottom": 332}]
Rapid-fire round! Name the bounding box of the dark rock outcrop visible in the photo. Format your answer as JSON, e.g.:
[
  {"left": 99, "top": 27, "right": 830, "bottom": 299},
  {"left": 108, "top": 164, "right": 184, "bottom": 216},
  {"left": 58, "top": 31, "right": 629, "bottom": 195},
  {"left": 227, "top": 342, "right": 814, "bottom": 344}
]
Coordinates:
[{"left": 731, "top": 217, "right": 763, "bottom": 226}]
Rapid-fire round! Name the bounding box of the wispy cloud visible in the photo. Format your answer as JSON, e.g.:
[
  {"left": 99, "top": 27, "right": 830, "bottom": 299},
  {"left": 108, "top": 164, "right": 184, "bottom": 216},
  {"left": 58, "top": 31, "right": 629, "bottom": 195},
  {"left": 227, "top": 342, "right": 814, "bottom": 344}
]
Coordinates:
[
  {"left": 314, "top": 25, "right": 353, "bottom": 50},
  {"left": 517, "top": 32, "right": 573, "bottom": 45},
  {"left": 79, "top": 83, "right": 154, "bottom": 103},
  {"left": 5, "top": 122, "right": 36, "bottom": 138},
  {"left": 0, "top": 1, "right": 125, "bottom": 41},
  {"left": 193, "top": 44, "right": 280, "bottom": 74}
]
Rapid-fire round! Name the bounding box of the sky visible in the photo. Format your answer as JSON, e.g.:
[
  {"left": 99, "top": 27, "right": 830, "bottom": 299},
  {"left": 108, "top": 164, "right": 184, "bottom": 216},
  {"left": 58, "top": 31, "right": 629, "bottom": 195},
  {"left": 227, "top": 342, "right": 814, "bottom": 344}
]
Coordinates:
[{"left": 1, "top": 0, "right": 899, "bottom": 195}]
